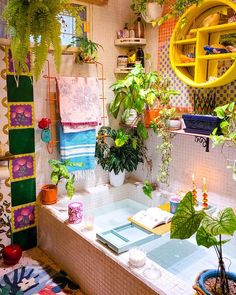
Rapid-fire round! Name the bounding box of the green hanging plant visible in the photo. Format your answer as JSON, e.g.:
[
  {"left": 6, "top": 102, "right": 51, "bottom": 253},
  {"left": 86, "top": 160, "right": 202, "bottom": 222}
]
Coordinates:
[{"left": 3, "top": 0, "right": 83, "bottom": 80}]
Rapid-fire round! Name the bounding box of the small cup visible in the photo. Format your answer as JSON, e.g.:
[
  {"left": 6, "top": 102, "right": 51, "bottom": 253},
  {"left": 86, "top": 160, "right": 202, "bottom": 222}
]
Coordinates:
[
  {"left": 170, "top": 197, "right": 181, "bottom": 214},
  {"left": 129, "top": 248, "right": 146, "bottom": 268},
  {"left": 68, "top": 202, "right": 83, "bottom": 224},
  {"left": 84, "top": 213, "right": 94, "bottom": 230}
]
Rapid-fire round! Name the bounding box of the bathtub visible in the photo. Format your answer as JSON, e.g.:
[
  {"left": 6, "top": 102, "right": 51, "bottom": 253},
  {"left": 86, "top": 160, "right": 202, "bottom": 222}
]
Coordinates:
[{"left": 39, "top": 182, "right": 230, "bottom": 295}]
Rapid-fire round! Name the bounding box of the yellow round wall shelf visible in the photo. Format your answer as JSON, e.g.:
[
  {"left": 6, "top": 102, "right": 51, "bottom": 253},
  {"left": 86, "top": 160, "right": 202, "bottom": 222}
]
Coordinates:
[{"left": 170, "top": 0, "right": 236, "bottom": 88}]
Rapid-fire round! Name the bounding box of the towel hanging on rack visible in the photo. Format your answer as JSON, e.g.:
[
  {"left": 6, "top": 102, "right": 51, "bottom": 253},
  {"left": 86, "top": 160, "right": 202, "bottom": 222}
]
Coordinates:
[
  {"left": 56, "top": 77, "right": 100, "bottom": 133},
  {"left": 59, "top": 124, "right": 96, "bottom": 176}
]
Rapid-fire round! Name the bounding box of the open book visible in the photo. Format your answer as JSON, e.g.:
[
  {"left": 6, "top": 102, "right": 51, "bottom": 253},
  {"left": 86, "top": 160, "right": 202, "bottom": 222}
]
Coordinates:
[{"left": 132, "top": 207, "right": 173, "bottom": 230}]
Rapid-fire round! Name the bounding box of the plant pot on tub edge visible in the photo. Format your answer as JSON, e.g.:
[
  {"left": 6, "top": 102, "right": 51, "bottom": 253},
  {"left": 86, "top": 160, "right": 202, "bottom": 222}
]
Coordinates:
[
  {"left": 193, "top": 269, "right": 236, "bottom": 295},
  {"left": 109, "top": 170, "right": 125, "bottom": 187},
  {"left": 41, "top": 184, "right": 57, "bottom": 205}
]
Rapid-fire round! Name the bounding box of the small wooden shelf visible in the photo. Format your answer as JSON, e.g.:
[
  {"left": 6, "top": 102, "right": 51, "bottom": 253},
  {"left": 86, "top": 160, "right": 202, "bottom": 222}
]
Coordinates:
[
  {"left": 0, "top": 152, "right": 15, "bottom": 161},
  {"left": 115, "top": 67, "right": 133, "bottom": 74},
  {"left": 171, "top": 129, "right": 209, "bottom": 138},
  {"left": 174, "top": 38, "right": 197, "bottom": 45},
  {"left": 175, "top": 62, "right": 195, "bottom": 67},
  {"left": 198, "top": 53, "right": 236, "bottom": 60},
  {"left": 115, "top": 38, "right": 146, "bottom": 47}
]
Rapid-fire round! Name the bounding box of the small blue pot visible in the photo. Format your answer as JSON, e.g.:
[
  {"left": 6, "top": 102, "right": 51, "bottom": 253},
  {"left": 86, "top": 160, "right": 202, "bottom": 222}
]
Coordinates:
[{"left": 195, "top": 269, "right": 236, "bottom": 295}]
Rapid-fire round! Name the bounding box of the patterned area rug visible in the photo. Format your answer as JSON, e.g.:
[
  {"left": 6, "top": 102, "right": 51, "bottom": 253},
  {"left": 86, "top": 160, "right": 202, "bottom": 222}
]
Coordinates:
[{"left": 0, "top": 248, "right": 84, "bottom": 295}]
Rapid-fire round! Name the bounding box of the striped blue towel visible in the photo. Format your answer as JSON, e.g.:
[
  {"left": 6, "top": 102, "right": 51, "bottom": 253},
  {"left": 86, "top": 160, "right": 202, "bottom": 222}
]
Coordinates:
[{"left": 59, "top": 124, "right": 96, "bottom": 173}]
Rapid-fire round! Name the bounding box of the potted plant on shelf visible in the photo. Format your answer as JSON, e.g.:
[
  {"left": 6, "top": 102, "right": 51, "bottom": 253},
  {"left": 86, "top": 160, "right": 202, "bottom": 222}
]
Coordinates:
[
  {"left": 110, "top": 64, "right": 161, "bottom": 140},
  {"left": 3, "top": 0, "right": 83, "bottom": 80},
  {"left": 68, "top": 36, "right": 103, "bottom": 64},
  {"left": 0, "top": 207, "right": 22, "bottom": 265},
  {"left": 41, "top": 159, "right": 83, "bottom": 205},
  {"left": 210, "top": 102, "right": 236, "bottom": 180},
  {"left": 95, "top": 127, "right": 146, "bottom": 187},
  {"left": 171, "top": 191, "right": 236, "bottom": 295}
]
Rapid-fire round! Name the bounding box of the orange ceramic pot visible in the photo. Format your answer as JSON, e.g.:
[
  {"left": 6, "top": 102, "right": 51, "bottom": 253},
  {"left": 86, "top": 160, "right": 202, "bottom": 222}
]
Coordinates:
[
  {"left": 144, "top": 109, "right": 161, "bottom": 127},
  {"left": 41, "top": 184, "right": 57, "bottom": 205}
]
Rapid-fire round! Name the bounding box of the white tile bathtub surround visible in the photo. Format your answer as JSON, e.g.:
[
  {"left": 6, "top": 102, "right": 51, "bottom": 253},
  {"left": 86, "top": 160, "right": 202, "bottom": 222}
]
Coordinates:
[
  {"left": 132, "top": 129, "right": 236, "bottom": 208},
  {"left": 38, "top": 187, "right": 194, "bottom": 295}
]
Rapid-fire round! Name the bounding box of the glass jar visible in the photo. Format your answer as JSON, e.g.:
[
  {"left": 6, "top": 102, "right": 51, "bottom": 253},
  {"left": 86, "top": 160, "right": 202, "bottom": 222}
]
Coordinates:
[{"left": 117, "top": 55, "right": 128, "bottom": 68}]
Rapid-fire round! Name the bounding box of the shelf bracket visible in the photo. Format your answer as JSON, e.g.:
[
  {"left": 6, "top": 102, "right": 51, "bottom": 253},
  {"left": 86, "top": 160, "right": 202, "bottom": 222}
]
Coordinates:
[{"left": 195, "top": 136, "right": 210, "bottom": 152}]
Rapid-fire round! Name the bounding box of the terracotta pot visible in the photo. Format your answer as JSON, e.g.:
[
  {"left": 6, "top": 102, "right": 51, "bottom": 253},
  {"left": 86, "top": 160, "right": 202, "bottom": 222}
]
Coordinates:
[
  {"left": 41, "top": 184, "right": 57, "bottom": 205},
  {"left": 144, "top": 109, "right": 161, "bottom": 127}
]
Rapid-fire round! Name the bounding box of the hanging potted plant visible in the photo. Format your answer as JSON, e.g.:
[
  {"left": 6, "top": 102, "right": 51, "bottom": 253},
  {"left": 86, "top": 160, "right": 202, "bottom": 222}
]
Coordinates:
[
  {"left": 171, "top": 191, "right": 236, "bottom": 295},
  {"left": 41, "top": 159, "right": 83, "bottom": 205},
  {"left": 3, "top": 0, "right": 83, "bottom": 80},
  {"left": 68, "top": 36, "right": 103, "bottom": 64},
  {"left": 131, "top": 0, "right": 164, "bottom": 26},
  {"left": 95, "top": 127, "right": 146, "bottom": 187}
]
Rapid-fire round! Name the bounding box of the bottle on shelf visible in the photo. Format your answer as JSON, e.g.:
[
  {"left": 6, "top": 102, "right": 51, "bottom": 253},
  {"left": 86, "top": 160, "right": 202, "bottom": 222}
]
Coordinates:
[
  {"left": 136, "top": 47, "right": 145, "bottom": 68},
  {"left": 123, "top": 23, "right": 129, "bottom": 38},
  {"left": 129, "top": 24, "right": 135, "bottom": 39},
  {"left": 134, "top": 16, "right": 144, "bottom": 38}
]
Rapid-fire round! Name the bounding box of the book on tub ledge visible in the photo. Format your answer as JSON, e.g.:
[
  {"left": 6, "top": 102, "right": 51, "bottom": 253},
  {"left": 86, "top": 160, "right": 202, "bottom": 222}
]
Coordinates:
[{"left": 128, "top": 206, "right": 173, "bottom": 235}]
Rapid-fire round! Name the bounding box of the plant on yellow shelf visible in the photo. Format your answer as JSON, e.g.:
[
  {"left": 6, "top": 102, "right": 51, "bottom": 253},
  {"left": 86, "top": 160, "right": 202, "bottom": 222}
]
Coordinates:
[{"left": 3, "top": 0, "right": 83, "bottom": 80}]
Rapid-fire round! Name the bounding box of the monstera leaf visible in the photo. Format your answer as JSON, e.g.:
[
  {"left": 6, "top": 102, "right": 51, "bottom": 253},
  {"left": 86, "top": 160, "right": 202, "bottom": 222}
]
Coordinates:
[
  {"left": 170, "top": 192, "right": 206, "bottom": 239},
  {"left": 201, "top": 208, "right": 236, "bottom": 236}
]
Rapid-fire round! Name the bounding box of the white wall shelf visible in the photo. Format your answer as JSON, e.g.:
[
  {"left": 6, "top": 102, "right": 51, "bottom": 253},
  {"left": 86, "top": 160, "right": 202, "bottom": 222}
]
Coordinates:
[{"left": 115, "top": 38, "right": 146, "bottom": 47}]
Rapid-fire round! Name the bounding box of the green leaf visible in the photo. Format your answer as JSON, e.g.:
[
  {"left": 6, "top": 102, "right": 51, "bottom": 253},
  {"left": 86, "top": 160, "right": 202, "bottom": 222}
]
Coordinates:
[
  {"left": 142, "top": 180, "right": 153, "bottom": 199},
  {"left": 137, "top": 122, "right": 148, "bottom": 140},
  {"left": 51, "top": 172, "right": 59, "bottom": 184},
  {"left": 201, "top": 208, "right": 236, "bottom": 236},
  {"left": 196, "top": 226, "right": 229, "bottom": 248},
  {"left": 170, "top": 192, "right": 206, "bottom": 239}
]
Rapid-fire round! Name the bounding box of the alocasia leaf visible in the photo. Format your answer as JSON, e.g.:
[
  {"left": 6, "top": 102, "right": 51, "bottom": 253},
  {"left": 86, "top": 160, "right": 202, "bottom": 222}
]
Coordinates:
[
  {"left": 196, "top": 226, "right": 229, "bottom": 248},
  {"left": 201, "top": 208, "right": 236, "bottom": 236},
  {"left": 170, "top": 192, "right": 206, "bottom": 239}
]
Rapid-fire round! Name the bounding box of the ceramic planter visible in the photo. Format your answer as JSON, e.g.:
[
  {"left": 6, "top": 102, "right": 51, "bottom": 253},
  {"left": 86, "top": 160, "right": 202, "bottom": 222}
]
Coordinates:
[
  {"left": 193, "top": 269, "right": 236, "bottom": 295},
  {"left": 41, "top": 184, "right": 57, "bottom": 205},
  {"left": 144, "top": 109, "right": 161, "bottom": 127},
  {"left": 109, "top": 170, "right": 125, "bottom": 187},
  {"left": 182, "top": 114, "right": 221, "bottom": 135},
  {"left": 141, "top": 2, "right": 163, "bottom": 24}
]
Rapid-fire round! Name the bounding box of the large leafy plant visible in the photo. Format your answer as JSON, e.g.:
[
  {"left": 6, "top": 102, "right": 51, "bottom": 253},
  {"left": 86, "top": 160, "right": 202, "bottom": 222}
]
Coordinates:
[
  {"left": 210, "top": 102, "right": 236, "bottom": 180},
  {"left": 49, "top": 159, "right": 83, "bottom": 199},
  {"left": 110, "top": 64, "right": 161, "bottom": 140},
  {"left": 68, "top": 36, "right": 103, "bottom": 63},
  {"left": 3, "top": 0, "right": 83, "bottom": 80},
  {"left": 95, "top": 127, "right": 146, "bottom": 175},
  {"left": 171, "top": 192, "right": 236, "bottom": 295}
]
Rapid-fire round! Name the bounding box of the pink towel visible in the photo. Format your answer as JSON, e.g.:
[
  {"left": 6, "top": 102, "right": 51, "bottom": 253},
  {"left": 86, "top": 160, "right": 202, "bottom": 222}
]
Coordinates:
[{"left": 56, "top": 77, "right": 100, "bottom": 132}]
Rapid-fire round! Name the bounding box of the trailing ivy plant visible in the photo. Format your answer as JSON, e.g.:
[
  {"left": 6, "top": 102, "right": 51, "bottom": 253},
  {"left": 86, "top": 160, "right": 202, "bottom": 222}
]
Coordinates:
[
  {"left": 210, "top": 102, "right": 236, "bottom": 181},
  {"left": 171, "top": 191, "right": 236, "bottom": 295},
  {"left": 3, "top": 0, "right": 83, "bottom": 80},
  {"left": 95, "top": 127, "right": 146, "bottom": 175},
  {"left": 49, "top": 159, "right": 83, "bottom": 199}
]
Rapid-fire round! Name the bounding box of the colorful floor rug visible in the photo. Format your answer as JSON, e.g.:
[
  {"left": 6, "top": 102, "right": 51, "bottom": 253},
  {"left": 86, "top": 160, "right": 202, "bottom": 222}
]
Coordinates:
[{"left": 0, "top": 248, "right": 83, "bottom": 295}]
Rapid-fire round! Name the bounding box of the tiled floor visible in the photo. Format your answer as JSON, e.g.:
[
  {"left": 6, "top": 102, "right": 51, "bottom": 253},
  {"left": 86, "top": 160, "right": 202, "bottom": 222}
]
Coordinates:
[{"left": 0, "top": 247, "right": 84, "bottom": 294}]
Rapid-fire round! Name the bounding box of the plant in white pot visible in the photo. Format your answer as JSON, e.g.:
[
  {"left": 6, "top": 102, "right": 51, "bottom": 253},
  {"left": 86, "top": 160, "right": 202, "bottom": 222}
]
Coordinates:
[
  {"left": 95, "top": 127, "right": 146, "bottom": 187},
  {"left": 171, "top": 191, "right": 236, "bottom": 295}
]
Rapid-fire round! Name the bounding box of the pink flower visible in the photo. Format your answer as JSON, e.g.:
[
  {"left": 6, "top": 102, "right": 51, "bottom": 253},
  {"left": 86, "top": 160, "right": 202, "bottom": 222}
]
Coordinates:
[
  {"left": 18, "top": 158, "right": 27, "bottom": 166},
  {"left": 13, "top": 164, "right": 20, "bottom": 173},
  {"left": 24, "top": 110, "right": 31, "bottom": 118},
  {"left": 20, "top": 208, "right": 30, "bottom": 216},
  {"left": 16, "top": 215, "right": 23, "bottom": 223},
  {"left": 11, "top": 112, "right": 17, "bottom": 119},
  {"left": 26, "top": 161, "right": 33, "bottom": 169},
  {"left": 15, "top": 106, "right": 25, "bottom": 114}
]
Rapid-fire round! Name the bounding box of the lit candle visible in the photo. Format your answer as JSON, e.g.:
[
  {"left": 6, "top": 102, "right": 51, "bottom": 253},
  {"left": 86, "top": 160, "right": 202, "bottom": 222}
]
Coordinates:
[
  {"left": 203, "top": 177, "right": 207, "bottom": 192},
  {"left": 192, "top": 173, "right": 197, "bottom": 206}
]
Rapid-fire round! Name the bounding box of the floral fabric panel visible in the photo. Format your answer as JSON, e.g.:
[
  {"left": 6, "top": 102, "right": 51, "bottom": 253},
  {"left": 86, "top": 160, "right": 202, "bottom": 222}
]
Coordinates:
[
  {"left": 6, "top": 47, "right": 32, "bottom": 76},
  {"left": 10, "top": 154, "right": 35, "bottom": 182},
  {"left": 8, "top": 103, "right": 34, "bottom": 129},
  {"left": 12, "top": 202, "right": 36, "bottom": 232}
]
